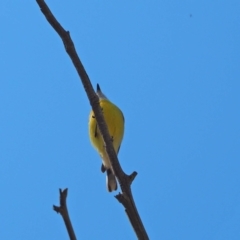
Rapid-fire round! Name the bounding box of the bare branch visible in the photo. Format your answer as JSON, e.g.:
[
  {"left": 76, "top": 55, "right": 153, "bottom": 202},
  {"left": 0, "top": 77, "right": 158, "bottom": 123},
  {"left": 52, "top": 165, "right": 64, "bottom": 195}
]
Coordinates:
[
  {"left": 53, "top": 189, "right": 77, "bottom": 240},
  {"left": 36, "top": 1, "right": 149, "bottom": 239}
]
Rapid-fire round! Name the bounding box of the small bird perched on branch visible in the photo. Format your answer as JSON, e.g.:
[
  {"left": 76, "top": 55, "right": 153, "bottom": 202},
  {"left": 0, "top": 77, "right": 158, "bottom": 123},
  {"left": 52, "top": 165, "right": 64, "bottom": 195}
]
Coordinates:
[{"left": 89, "top": 84, "right": 125, "bottom": 192}]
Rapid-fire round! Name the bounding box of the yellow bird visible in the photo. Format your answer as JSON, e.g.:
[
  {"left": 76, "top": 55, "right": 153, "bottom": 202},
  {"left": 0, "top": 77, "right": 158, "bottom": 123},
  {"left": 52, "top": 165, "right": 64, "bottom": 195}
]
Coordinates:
[{"left": 89, "top": 84, "right": 124, "bottom": 192}]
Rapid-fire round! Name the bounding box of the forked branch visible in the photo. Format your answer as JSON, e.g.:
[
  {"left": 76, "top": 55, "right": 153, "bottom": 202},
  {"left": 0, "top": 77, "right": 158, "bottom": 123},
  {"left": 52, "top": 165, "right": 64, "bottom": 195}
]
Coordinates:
[{"left": 53, "top": 189, "right": 76, "bottom": 240}]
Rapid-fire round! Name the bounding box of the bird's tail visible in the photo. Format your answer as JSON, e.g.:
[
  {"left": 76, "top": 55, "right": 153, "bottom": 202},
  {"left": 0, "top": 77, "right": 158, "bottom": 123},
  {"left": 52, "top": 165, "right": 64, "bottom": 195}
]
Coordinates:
[{"left": 106, "top": 168, "right": 117, "bottom": 192}]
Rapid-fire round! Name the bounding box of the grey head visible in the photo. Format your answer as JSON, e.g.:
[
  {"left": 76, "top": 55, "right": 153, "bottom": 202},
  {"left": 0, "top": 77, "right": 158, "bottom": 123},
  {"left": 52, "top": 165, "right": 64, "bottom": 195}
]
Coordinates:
[{"left": 96, "top": 84, "right": 108, "bottom": 100}]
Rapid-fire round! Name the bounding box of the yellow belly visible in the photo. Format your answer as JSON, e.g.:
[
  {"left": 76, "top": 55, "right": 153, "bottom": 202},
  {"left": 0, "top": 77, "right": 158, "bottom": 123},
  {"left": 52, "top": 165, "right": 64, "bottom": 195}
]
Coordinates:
[{"left": 89, "top": 99, "right": 124, "bottom": 169}]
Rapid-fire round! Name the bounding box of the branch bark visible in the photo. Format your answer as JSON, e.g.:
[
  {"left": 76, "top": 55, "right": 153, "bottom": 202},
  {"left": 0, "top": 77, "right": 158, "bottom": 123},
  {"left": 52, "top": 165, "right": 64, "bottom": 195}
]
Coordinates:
[
  {"left": 36, "top": 1, "right": 149, "bottom": 239},
  {"left": 53, "top": 189, "right": 76, "bottom": 240}
]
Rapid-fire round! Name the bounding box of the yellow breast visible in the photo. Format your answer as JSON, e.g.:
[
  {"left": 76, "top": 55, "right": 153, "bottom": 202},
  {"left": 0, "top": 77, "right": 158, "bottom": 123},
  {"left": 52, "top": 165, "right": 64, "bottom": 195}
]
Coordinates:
[{"left": 89, "top": 99, "right": 124, "bottom": 168}]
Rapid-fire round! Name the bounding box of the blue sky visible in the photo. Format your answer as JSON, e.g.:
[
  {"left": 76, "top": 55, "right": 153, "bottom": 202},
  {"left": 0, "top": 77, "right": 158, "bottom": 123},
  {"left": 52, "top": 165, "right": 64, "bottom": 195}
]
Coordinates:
[{"left": 0, "top": 1, "right": 240, "bottom": 239}]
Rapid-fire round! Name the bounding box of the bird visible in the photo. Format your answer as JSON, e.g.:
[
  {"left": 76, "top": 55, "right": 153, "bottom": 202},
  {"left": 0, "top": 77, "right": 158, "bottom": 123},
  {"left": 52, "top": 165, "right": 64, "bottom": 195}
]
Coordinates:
[{"left": 88, "top": 84, "right": 124, "bottom": 192}]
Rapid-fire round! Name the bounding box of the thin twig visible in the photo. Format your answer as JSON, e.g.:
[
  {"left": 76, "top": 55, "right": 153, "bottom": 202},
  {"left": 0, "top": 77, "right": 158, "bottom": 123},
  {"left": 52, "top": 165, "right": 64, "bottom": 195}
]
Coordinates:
[
  {"left": 36, "top": 1, "right": 149, "bottom": 239},
  {"left": 53, "top": 189, "right": 77, "bottom": 240}
]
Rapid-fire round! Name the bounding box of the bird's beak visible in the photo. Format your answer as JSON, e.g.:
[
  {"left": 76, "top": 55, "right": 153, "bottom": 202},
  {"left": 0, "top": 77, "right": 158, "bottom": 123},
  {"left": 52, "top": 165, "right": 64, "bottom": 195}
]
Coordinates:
[{"left": 96, "top": 83, "right": 101, "bottom": 93}]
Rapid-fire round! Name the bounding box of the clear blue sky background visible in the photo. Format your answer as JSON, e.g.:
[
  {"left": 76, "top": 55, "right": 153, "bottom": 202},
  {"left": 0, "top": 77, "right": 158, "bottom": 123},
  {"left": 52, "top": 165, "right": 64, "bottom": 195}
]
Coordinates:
[{"left": 0, "top": 1, "right": 239, "bottom": 239}]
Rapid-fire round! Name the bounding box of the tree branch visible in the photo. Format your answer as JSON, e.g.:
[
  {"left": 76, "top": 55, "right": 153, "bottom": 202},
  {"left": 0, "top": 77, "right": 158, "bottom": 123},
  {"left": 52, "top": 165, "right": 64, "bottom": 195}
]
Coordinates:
[
  {"left": 53, "top": 189, "right": 76, "bottom": 240},
  {"left": 36, "top": 1, "right": 149, "bottom": 239}
]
